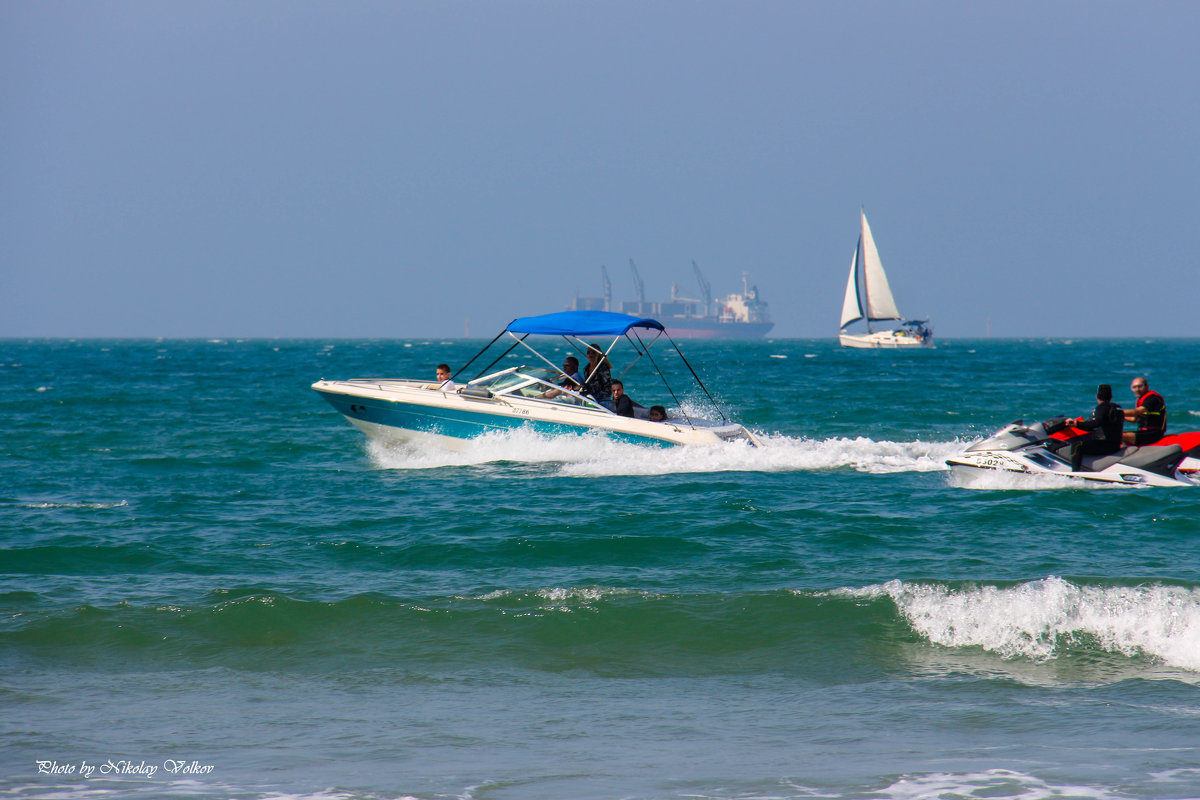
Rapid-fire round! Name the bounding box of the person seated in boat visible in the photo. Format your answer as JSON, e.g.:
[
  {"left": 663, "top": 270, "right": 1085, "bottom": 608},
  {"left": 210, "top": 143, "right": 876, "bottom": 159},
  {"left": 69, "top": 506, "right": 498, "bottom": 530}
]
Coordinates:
[
  {"left": 582, "top": 344, "right": 612, "bottom": 403},
  {"left": 648, "top": 405, "right": 668, "bottom": 422},
  {"left": 561, "top": 356, "right": 583, "bottom": 387},
  {"left": 1122, "top": 377, "right": 1167, "bottom": 445},
  {"left": 610, "top": 380, "right": 636, "bottom": 417},
  {"left": 1068, "top": 383, "right": 1124, "bottom": 471},
  {"left": 426, "top": 364, "right": 457, "bottom": 391},
  {"left": 540, "top": 356, "right": 584, "bottom": 400}
]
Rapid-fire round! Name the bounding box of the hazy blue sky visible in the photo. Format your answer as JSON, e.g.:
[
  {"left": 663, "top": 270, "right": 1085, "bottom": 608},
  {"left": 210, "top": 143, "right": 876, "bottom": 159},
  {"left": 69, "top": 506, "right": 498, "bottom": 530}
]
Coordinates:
[{"left": 3, "top": 1, "right": 1198, "bottom": 338}]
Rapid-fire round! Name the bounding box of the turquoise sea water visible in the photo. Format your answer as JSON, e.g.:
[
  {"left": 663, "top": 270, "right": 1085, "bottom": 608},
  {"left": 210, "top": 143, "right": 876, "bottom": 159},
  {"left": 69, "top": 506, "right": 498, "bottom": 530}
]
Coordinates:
[{"left": 3, "top": 337, "right": 1199, "bottom": 800}]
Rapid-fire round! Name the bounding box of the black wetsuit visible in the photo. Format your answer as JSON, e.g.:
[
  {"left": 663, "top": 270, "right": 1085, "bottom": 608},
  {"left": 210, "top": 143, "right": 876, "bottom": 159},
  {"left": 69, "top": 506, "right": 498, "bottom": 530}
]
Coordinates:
[{"left": 1071, "top": 400, "right": 1124, "bottom": 470}]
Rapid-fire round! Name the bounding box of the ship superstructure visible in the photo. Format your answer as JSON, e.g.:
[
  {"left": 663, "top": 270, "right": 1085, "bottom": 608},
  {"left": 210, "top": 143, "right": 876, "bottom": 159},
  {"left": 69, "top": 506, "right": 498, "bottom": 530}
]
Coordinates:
[{"left": 569, "top": 261, "right": 772, "bottom": 339}]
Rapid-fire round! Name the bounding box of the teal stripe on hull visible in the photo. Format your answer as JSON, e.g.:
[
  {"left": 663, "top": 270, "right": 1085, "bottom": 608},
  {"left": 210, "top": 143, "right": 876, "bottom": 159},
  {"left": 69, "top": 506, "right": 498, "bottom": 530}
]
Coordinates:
[{"left": 315, "top": 390, "right": 673, "bottom": 447}]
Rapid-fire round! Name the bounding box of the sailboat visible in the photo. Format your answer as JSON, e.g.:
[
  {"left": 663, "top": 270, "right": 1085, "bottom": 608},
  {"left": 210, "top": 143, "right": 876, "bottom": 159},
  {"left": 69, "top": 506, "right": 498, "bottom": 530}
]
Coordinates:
[{"left": 838, "top": 209, "right": 933, "bottom": 348}]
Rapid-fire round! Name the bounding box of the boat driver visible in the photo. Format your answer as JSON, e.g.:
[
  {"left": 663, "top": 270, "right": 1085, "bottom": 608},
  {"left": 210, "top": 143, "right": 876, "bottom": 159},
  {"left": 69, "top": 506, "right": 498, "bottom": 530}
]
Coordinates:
[
  {"left": 1122, "top": 377, "right": 1167, "bottom": 446},
  {"left": 560, "top": 356, "right": 583, "bottom": 388},
  {"left": 1068, "top": 383, "right": 1124, "bottom": 471},
  {"left": 539, "top": 356, "right": 583, "bottom": 400}
]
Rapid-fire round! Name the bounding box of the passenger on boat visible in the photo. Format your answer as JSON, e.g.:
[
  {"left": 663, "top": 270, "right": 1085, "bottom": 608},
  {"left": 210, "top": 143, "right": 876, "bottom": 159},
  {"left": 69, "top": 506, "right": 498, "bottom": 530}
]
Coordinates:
[
  {"left": 1122, "top": 377, "right": 1167, "bottom": 445},
  {"left": 610, "top": 379, "right": 635, "bottom": 417},
  {"left": 540, "top": 356, "right": 584, "bottom": 400},
  {"left": 648, "top": 405, "right": 668, "bottom": 422},
  {"left": 1068, "top": 383, "right": 1124, "bottom": 471},
  {"left": 426, "top": 364, "right": 457, "bottom": 391},
  {"left": 582, "top": 344, "right": 612, "bottom": 403}
]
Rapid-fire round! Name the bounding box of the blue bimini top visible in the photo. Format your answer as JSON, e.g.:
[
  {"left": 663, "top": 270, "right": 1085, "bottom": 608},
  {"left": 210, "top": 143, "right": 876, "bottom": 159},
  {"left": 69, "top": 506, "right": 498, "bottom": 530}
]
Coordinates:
[{"left": 506, "top": 310, "right": 665, "bottom": 337}]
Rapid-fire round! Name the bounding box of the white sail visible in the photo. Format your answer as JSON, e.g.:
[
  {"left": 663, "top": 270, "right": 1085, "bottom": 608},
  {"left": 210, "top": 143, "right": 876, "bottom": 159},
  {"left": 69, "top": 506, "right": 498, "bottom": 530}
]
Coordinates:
[
  {"left": 859, "top": 211, "right": 902, "bottom": 321},
  {"left": 839, "top": 244, "right": 863, "bottom": 329}
]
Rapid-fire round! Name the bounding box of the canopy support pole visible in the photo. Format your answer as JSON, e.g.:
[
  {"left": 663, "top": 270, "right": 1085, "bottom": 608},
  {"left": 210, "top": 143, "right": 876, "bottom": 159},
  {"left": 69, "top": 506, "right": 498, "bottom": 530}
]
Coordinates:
[
  {"left": 453, "top": 329, "right": 508, "bottom": 381},
  {"left": 663, "top": 332, "right": 727, "bottom": 423},
  {"left": 470, "top": 334, "right": 527, "bottom": 380}
]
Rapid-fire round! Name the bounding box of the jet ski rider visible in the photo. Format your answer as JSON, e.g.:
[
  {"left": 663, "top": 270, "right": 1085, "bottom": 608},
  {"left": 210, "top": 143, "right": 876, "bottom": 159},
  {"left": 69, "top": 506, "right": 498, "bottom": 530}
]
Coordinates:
[
  {"left": 1068, "top": 383, "right": 1124, "bottom": 472},
  {"left": 1122, "top": 377, "right": 1167, "bottom": 446}
]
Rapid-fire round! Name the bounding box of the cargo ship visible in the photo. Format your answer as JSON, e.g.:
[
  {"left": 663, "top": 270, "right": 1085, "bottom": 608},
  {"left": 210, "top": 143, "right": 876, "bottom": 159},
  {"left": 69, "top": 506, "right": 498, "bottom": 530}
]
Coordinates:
[{"left": 568, "top": 261, "right": 773, "bottom": 339}]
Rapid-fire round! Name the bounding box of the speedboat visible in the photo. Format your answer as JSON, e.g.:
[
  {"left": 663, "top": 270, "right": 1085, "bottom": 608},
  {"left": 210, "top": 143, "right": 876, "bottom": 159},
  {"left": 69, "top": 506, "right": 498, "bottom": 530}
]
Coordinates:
[
  {"left": 946, "top": 417, "right": 1200, "bottom": 487},
  {"left": 313, "top": 310, "right": 760, "bottom": 450}
]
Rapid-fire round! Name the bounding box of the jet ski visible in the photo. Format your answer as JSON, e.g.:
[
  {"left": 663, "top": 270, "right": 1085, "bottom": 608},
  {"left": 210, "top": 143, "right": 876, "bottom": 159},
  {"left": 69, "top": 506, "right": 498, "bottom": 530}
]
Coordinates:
[{"left": 946, "top": 417, "right": 1200, "bottom": 487}]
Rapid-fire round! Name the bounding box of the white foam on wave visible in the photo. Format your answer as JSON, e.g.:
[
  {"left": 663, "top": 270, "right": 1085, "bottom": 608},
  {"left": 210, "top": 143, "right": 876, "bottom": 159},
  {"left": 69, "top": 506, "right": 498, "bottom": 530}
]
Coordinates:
[
  {"left": 19, "top": 499, "right": 130, "bottom": 510},
  {"left": 867, "top": 768, "right": 1124, "bottom": 800},
  {"left": 0, "top": 773, "right": 1136, "bottom": 800},
  {"left": 470, "top": 586, "right": 644, "bottom": 603},
  {"left": 837, "top": 577, "right": 1200, "bottom": 672},
  {"left": 470, "top": 586, "right": 652, "bottom": 614},
  {"left": 366, "top": 428, "right": 965, "bottom": 477},
  {"left": 0, "top": 781, "right": 430, "bottom": 800}
]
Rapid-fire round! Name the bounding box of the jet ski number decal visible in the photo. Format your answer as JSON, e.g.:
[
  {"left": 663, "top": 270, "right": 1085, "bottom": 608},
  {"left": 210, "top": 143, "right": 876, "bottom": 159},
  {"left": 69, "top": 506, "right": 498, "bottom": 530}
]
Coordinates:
[{"left": 966, "top": 454, "right": 1027, "bottom": 471}]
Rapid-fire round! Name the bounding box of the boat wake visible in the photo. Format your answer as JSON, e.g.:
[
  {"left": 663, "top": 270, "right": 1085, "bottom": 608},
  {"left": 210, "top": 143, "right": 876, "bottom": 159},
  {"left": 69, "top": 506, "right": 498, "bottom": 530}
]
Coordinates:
[
  {"left": 833, "top": 576, "right": 1200, "bottom": 673},
  {"left": 365, "top": 428, "right": 965, "bottom": 477}
]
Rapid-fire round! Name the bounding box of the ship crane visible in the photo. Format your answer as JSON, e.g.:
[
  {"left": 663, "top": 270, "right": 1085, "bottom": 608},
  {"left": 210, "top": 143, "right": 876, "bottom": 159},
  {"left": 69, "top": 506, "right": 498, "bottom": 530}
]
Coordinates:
[
  {"left": 628, "top": 258, "right": 646, "bottom": 304},
  {"left": 692, "top": 260, "right": 713, "bottom": 317}
]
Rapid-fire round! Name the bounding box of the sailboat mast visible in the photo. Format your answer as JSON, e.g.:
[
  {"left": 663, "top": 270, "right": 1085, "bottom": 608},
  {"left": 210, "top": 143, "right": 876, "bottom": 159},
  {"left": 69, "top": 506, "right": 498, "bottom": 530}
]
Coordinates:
[{"left": 859, "top": 212, "right": 872, "bottom": 333}]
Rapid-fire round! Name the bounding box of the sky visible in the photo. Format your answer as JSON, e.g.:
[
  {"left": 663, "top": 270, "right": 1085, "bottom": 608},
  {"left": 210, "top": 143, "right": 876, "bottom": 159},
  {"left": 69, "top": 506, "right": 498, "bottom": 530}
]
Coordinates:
[{"left": 3, "top": 1, "right": 1198, "bottom": 339}]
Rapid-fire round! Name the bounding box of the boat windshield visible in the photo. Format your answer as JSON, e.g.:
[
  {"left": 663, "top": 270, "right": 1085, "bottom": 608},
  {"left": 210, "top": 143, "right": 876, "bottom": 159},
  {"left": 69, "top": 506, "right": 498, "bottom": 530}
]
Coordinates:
[{"left": 470, "top": 367, "right": 605, "bottom": 409}]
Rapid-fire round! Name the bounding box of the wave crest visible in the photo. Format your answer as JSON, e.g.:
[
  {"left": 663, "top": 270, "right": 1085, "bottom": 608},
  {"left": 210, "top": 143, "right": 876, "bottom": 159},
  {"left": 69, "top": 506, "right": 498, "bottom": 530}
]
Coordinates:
[{"left": 839, "top": 577, "right": 1200, "bottom": 671}]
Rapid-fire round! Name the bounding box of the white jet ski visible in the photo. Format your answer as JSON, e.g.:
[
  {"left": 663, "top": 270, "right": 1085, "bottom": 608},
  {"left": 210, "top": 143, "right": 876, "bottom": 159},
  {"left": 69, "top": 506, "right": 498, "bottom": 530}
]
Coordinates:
[{"left": 946, "top": 418, "right": 1200, "bottom": 487}]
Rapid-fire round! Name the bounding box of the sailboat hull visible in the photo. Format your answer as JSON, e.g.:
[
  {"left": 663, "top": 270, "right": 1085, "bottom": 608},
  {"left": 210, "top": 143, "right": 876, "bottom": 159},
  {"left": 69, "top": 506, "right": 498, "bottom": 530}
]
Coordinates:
[{"left": 839, "top": 330, "right": 933, "bottom": 349}]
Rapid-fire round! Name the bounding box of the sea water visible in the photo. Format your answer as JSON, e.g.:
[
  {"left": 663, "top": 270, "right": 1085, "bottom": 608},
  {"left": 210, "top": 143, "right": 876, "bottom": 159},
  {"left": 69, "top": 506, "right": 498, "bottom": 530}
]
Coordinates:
[{"left": 2, "top": 337, "right": 1199, "bottom": 800}]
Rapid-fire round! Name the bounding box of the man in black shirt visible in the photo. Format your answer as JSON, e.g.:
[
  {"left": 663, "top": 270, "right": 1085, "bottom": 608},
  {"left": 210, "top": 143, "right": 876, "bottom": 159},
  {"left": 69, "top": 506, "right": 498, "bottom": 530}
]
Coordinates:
[
  {"left": 610, "top": 380, "right": 635, "bottom": 417},
  {"left": 1069, "top": 383, "right": 1124, "bottom": 471}
]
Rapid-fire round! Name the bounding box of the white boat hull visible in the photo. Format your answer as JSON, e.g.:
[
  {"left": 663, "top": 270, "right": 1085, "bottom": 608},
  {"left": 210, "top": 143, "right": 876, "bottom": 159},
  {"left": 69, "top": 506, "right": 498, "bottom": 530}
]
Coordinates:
[
  {"left": 313, "top": 379, "right": 757, "bottom": 449},
  {"left": 839, "top": 330, "right": 933, "bottom": 349}
]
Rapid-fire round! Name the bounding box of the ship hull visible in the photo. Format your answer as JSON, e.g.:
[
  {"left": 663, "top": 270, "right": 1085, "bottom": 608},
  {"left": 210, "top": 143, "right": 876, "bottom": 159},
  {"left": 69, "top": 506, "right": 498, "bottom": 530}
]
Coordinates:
[{"left": 659, "top": 319, "right": 774, "bottom": 339}]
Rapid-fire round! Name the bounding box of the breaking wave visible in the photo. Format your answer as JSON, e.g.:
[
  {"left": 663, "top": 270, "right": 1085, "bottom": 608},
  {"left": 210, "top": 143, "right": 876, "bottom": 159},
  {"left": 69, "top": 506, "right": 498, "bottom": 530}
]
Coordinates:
[
  {"left": 835, "top": 577, "right": 1200, "bottom": 672},
  {"left": 0, "top": 768, "right": 1162, "bottom": 800},
  {"left": 10, "top": 579, "right": 1200, "bottom": 678}
]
